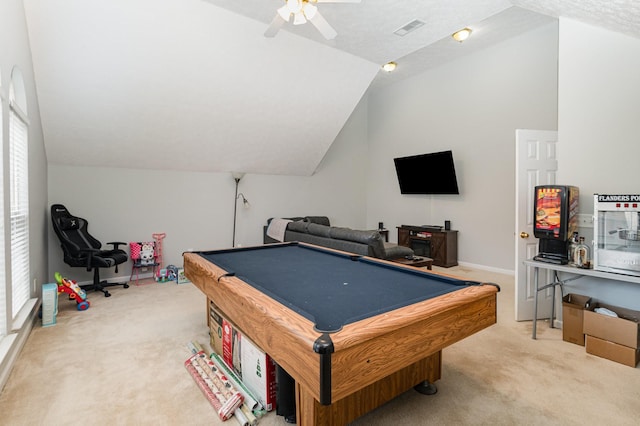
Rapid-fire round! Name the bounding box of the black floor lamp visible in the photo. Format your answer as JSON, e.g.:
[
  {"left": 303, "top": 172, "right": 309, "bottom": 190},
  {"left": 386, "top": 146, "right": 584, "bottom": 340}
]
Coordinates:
[{"left": 232, "top": 172, "right": 250, "bottom": 247}]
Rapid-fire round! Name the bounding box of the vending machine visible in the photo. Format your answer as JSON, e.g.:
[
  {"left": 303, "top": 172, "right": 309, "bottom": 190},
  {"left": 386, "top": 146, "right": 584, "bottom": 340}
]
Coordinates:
[{"left": 533, "top": 185, "right": 579, "bottom": 264}]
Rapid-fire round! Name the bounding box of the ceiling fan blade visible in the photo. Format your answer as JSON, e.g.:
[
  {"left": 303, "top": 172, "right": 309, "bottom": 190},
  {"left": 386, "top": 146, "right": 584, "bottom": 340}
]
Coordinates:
[
  {"left": 309, "top": 11, "right": 337, "bottom": 40},
  {"left": 264, "top": 14, "right": 286, "bottom": 38}
]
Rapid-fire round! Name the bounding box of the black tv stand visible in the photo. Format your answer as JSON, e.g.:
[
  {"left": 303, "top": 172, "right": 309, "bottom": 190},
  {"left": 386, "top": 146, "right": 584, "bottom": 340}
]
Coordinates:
[{"left": 400, "top": 225, "right": 443, "bottom": 230}]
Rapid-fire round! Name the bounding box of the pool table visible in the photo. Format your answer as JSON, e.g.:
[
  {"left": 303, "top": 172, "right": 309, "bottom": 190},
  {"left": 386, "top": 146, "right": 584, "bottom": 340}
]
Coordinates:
[{"left": 184, "top": 242, "right": 498, "bottom": 425}]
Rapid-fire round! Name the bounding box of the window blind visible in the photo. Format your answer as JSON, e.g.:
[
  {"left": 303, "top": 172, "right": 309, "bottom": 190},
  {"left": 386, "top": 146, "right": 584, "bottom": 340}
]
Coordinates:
[
  {"left": 0, "top": 99, "right": 5, "bottom": 337},
  {"left": 9, "top": 108, "right": 29, "bottom": 318}
]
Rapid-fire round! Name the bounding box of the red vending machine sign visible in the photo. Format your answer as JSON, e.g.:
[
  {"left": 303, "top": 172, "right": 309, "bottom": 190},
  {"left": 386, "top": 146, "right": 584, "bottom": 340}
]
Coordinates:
[{"left": 535, "top": 187, "right": 562, "bottom": 235}]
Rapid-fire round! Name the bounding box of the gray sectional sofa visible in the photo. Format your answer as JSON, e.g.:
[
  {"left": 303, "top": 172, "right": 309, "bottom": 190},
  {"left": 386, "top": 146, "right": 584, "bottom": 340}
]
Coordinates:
[{"left": 263, "top": 216, "right": 414, "bottom": 260}]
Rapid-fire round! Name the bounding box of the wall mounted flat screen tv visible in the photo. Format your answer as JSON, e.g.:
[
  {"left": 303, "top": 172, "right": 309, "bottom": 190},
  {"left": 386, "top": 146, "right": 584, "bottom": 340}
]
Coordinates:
[{"left": 394, "top": 150, "right": 459, "bottom": 194}]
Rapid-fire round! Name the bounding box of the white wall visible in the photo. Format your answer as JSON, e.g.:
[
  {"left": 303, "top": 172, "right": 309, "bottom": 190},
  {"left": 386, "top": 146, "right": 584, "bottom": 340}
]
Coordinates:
[
  {"left": 47, "top": 96, "right": 370, "bottom": 283},
  {"left": 1, "top": 0, "right": 49, "bottom": 391},
  {"left": 556, "top": 18, "right": 640, "bottom": 309},
  {"left": 366, "top": 22, "right": 559, "bottom": 272},
  {"left": 48, "top": 23, "right": 560, "bottom": 280}
]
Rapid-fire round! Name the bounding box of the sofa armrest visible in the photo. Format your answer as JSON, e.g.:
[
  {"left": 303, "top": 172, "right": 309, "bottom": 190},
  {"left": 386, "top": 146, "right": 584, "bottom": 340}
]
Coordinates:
[{"left": 382, "top": 243, "right": 414, "bottom": 260}]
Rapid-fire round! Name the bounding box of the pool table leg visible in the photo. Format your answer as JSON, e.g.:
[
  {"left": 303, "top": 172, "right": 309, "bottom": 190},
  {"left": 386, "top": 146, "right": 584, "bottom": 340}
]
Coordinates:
[
  {"left": 414, "top": 380, "right": 438, "bottom": 395},
  {"left": 296, "top": 350, "right": 442, "bottom": 426}
]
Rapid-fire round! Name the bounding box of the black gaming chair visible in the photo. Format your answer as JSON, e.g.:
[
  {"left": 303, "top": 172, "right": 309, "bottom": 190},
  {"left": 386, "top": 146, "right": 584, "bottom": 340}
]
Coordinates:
[{"left": 51, "top": 204, "right": 129, "bottom": 297}]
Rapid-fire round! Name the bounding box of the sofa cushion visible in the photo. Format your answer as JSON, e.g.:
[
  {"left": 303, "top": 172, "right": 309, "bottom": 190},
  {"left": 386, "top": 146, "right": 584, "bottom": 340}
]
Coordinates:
[
  {"left": 304, "top": 216, "right": 330, "bottom": 226},
  {"left": 307, "top": 223, "right": 332, "bottom": 238},
  {"left": 286, "top": 221, "right": 309, "bottom": 233}
]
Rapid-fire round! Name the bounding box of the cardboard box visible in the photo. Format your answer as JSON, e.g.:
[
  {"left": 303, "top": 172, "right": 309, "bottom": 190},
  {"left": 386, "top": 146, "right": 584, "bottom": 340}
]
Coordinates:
[
  {"left": 562, "top": 293, "right": 591, "bottom": 346},
  {"left": 240, "top": 336, "right": 277, "bottom": 412},
  {"left": 585, "top": 335, "right": 640, "bottom": 368},
  {"left": 209, "top": 301, "right": 224, "bottom": 356},
  {"left": 221, "top": 317, "right": 243, "bottom": 378},
  {"left": 583, "top": 302, "right": 640, "bottom": 348},
  {"left": 177, "top": 267, "right": 190, "bottom": 284},
  {"left": 210, "top": 301, "right": 241, "bottom": 375},
  {"left": 583, "top": 302, "right": 640, "bottom": 367},
  {"left": 208, "top": 301, "right": 277, "bottom": 411}
]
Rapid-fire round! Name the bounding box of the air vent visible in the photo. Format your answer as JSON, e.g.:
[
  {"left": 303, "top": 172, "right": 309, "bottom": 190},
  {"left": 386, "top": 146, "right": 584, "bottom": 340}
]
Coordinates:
[{"left": 393, "top": 19, "right": 425, "bottom": 37}]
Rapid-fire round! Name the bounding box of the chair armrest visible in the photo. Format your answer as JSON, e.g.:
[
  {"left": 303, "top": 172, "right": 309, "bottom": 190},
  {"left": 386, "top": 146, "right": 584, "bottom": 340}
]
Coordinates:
[{"left": 78, "top": 248, "right": 99, "bottom": 271}]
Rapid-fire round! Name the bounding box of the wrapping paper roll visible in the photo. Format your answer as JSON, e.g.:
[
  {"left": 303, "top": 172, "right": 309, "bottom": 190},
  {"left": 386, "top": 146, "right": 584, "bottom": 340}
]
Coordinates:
[{"left": 185, "top": 352, "right": 244, "bottom": 420}]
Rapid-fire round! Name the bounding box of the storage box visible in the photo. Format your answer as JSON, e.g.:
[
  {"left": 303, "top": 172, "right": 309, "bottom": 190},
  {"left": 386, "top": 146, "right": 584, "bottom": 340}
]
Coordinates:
[
  {"left": 562, "top": 293, "right": 591, "bottom": 346},
  {"left": 221, "top": 316, "right": 243, "bottom": 378},
  {"left": 583, "top": 302, "right": 640, "bottom": 367},
  {"left": 209, "top": 301, "right": 224, "bottom": 356},
  {"left": 210, "top": 301, "right": 241, "bottom": 375},
  {"left": 208, "top": 301, "right": 277, "bottom": 411},
  {"left": 41, "top": 283, "right": 58, "bottom": 327},
  {"left": 177, "top": 267, "right": 190, "bottom": 284},
  {"left": 240, "top": 336, "right": 277, "bottom": 412},
  {"left": 585, "top": 335, "right": 640, "bottom": 368}
]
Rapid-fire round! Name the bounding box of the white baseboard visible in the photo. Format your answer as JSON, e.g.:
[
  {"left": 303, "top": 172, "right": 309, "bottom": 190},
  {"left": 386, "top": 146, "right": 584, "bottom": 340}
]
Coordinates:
[{"left": 456, "top": 261, "right": 515, "bottom": 276}]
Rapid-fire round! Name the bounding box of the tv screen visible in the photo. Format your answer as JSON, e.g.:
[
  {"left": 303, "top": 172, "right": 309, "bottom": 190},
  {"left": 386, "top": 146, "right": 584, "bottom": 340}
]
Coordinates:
[{"left": 394, "top": 151, "right": 459, "bottom": 195}]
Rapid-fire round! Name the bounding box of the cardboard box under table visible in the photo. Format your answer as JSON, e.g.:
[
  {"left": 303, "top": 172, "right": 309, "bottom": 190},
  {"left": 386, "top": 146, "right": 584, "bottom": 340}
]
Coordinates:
[
  {"left": 209, "top": 299, "right": 276, "bottom": 411},
  {"left": 562, "top": 293, "right": 592, "bottom": 346},
  {"left": 583, "top": 302, "right": 640, "bottom": 367}
]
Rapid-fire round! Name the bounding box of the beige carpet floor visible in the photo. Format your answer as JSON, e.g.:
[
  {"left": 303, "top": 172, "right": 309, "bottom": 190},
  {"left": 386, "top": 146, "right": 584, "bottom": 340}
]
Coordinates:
[{"left": 0, "top": 265, "right": 638, "bottom": 425}]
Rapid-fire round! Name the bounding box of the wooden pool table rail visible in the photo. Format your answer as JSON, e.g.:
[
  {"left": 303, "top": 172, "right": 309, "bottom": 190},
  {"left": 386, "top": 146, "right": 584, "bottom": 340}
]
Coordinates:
[{"left": 184, "top": 249, "right": 498, "bottom": 424}]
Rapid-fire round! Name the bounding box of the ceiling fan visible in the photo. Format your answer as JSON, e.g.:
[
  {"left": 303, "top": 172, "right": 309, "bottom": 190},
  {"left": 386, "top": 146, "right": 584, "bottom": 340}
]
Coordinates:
[{"left": 264, "top": 0, "right": 361, "bottom": 40}]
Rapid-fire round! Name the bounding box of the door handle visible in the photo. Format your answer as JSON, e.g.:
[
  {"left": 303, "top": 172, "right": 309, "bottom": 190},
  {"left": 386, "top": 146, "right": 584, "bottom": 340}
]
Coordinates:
[{"left": 520, "top": 232, "right": 529, "bottom": 239}]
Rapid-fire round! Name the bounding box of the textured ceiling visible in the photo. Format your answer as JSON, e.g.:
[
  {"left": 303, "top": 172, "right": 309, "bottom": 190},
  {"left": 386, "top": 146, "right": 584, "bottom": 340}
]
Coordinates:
[{"left": 22, "top": 0, "right": 640, "bottom": 176}]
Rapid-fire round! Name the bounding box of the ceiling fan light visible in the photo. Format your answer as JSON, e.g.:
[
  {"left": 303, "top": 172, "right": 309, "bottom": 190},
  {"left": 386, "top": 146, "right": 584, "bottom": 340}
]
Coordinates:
[
  {"left": 286, "top": 0, "right": 302, "bottom": 13},
  {"left": 277, "top": 6, "right": 291, "bottom": 21},
  {"left": 303, "top": 3, "right": 317, "bottom": 20},
  {"left": 293, "top": 11, "right": 307, "bottom": 25}
]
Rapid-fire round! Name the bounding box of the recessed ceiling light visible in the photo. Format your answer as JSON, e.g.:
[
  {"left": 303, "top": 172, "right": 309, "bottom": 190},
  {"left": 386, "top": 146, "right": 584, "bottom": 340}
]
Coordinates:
[
  {"left": 452, "top": 27, "right": 472, "bottom": 42},
  {"left": 382, "top": 62, "right": 397, "bottom": 72}
]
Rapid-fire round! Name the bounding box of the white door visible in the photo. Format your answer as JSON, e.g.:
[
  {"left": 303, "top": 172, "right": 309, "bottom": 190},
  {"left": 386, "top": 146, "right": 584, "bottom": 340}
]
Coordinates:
[{"left": 515, "top": 129, "right": 558, "bottom": 321}]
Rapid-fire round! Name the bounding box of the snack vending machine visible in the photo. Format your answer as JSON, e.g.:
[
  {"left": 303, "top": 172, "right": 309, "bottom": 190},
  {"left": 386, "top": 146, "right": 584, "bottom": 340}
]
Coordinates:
[
  {"left": 533, "top": 185, "right": 579, "bottom": 264},
  {"left": 593, "top": 194, "right": 640, "bottom": 276}
]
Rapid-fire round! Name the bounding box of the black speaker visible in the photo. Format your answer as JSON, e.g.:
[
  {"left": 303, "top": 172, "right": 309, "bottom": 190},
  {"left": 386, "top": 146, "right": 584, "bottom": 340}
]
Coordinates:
[
  {"left": 378, "top": 222, "right": 384, "bottom": 230},
  {"left": 276, "top": 365, "right": 296, "bottom": 423},
  {"left": 444, "top": 220, "right": 451, "bottom": 230}
]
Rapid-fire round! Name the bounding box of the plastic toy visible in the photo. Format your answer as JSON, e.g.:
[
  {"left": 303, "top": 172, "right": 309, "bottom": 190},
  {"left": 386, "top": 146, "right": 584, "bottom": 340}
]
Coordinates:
[
  {"left": 129, "top": 241, "right": 160, "bottom": 285},
  {"left": 54, "top": 272, "right": 90, "bottom": 311},
  {"left": 156, "top": 268, "right": 170, "bottom": 283},
  {"left": 152, "top": 233, "right": 166, "bottom": 282},
  {"left": 166, "top": 264, "right": 178, "bottom": 281},
  {"left": 139, "top": 242, "right": 155, "bottom": 265}
]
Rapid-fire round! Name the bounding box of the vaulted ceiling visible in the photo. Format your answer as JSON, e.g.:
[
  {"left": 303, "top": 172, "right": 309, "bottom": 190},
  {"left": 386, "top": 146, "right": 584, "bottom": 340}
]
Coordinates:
[{"left": 23, "top": 0, "right": 640, "bottom": 176}]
